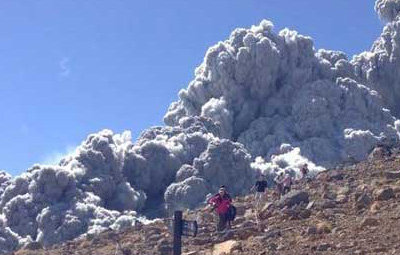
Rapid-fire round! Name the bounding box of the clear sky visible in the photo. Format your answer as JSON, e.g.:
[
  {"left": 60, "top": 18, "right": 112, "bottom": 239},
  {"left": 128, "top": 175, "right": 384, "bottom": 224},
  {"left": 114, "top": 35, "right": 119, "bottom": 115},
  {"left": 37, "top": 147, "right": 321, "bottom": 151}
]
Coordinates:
[{"left": 0, "top": 0, "right": 383, "bottom": 175}]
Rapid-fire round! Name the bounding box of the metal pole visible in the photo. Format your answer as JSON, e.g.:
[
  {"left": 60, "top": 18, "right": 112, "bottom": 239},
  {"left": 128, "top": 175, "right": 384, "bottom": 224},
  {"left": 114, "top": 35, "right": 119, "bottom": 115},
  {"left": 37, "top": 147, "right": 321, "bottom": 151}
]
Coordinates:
[{"left": 173, "top": 211, "right": 182, "bottom": 255}]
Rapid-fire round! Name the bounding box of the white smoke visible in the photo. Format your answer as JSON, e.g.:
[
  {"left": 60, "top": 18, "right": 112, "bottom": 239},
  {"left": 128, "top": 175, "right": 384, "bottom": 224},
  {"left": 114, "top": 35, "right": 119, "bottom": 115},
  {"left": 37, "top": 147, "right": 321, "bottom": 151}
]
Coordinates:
[
  {"left": 251, "top": 145, "right": 325, "bottom": 178},
  {"left": 165, "top": 138, "right": 255, "bottom": 211},
  {"left": 0, "top": 172, "right": 11, "bottom": 198},
  {"left": 164, "top": 18, "right": 399, "bottom": 168},
  {"left": 0, "top": 130, "right": 150, "bottom": 250},
  {"left": 1, "top": 1, "right": 400, "bottom": 253},
  {"left": 375, "top": 0, "right": 400, "bottom": 22},
  {"left": 354, "top": 0, "right": 400, "bottom": 117}
]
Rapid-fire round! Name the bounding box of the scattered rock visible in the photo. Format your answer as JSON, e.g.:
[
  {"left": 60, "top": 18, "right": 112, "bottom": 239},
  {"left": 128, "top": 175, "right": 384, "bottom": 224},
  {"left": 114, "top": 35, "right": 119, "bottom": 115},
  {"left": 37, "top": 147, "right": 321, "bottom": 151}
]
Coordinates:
[
  {"left": 370, "top": 201, "right": 381, "bottom": 214},
  {"left": 277, "top": 191, "right": 309, "bottom": 208},
  {"left": 212, "top": 240, "right": 240, "bottom": 255},
  {"left": 11, "top": 155, "right": 400, "bottom": 255},
  {"left": 258, "top": 202, "right": 274, "bottom": 219},
  {"left": 316, "top": 221, "right": 333, "bottom": 234},
  {"left": 235, "top": 205, "right": 247, "bottom": 216},
  {"left": 298, "top": 209, "right": 311, "bottom": 219},
  {"left": 355, "top": 192, "right": 372, "bottom": 210},
  {"left": 264, "top": 229, "right": 281, "bottom": 239},
  {"left": 374, "top": 187, "right": 394, "bottom": 201},
  {"left": 337, "top": 186, "right": 351, "bottom": 195},
  {"left": 193, "top": 237, "right": 213, "bottom": 246},
  {"left": 315, "top": 243, "right": 330, "bottom": 251},
  {"left": 307, "top": 226, "right": 317, "bottom": 235},
  {"left": 373, "top": 246, "right": 388, "bottom": 253},
  {"left": 238, "top": 220, "right": 256, "bottom": 229},
  {"left": 315, "top": 199, "right": 337, "bottom": 209},
  {"left": 385, "top": 171, "right": 400, "bottom": 180},
  {"left": 354, "top": 249, "right": 366, "bottom": 255},
  {"left": 316, "top": 171, "right": 329, "bottom": 182},
  {"left": 267, "top": 242, "right": 278, "bottom": 251},
  {"left": 183, "top": 251, "right": 199, "bottom": 255},
  {"left": 121, "top": 248, "right": 132, "bottom": 255},
  {"left": 335, "top": 194, "right": 348, "bottom": 204},
  {"left": 360, "top": 217, "right": 379, "bottom": 228},
  {"left": 22, "top": 241, "right": 43, "bottom": 250},
  {"left": 328, "top": 170, "right": 345, "bottom": 181},
  {"left": 306, "top": 200, "right": 315, "bottom": 210},
  {"left": 145, "top": 233, "right": 161, "bottom": 243},
  {"left": 322, "top": 191, "right": 336, "bottom": 200},
  {"left": 233, "top": 216, "right": 246, "bottom": 225},
  {"left": 243, "top": 209, "right": 254, "bottom": 220}
]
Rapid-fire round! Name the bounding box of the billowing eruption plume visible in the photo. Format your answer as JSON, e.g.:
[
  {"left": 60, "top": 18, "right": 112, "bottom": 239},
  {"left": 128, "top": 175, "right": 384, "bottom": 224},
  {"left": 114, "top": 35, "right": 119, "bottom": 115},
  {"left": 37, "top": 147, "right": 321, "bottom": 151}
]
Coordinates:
[
  {"left": 355, "top": 0, "right": 400, "bottom": 118},
  {"left": 1, "top": 0, "right": 400, "bottom": 253},
  {"left": 164, "top": 20, "right": 399, "bottom": 167},
  {"left": 375, "top": 0, "right": 400, "bottom": 22}
]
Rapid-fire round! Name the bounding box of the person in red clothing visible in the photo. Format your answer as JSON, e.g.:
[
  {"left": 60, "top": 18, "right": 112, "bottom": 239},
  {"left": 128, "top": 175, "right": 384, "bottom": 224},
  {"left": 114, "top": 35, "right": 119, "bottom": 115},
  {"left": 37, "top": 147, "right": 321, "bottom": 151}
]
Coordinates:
[{"left": 208, "top": 185, "right": 232, "bottom": 232}]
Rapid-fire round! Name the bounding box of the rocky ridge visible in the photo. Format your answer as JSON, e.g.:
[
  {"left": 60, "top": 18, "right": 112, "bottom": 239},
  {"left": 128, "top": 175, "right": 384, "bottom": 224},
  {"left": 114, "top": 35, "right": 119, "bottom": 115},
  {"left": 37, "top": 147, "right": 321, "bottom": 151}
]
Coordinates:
[{"left": 12, "top": 150, "right": 400, "bottom": 255}]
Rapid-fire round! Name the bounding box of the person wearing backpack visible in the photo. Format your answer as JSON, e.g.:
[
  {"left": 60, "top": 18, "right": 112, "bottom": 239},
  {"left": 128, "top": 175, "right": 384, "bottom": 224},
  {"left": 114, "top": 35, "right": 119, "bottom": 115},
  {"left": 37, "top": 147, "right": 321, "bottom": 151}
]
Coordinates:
[
  {"left": 251, "top": 174, "right": 269, "bottom": 209},
  {"left": 208, "top": 185, "right": 232, "bottom": 232},
  {"left": 227, "top": 203, "right": 237, "bottom": 228}
]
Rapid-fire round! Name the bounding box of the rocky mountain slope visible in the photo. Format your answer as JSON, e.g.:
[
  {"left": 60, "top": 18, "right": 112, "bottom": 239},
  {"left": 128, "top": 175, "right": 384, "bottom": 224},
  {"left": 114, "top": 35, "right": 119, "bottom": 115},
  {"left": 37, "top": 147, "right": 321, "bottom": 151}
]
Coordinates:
[
  {"left": 2, "top": 0, "right": 400, "bottom": 252},
  {"left": 13, "top": 149, "right": 400, "bottom": 255}
]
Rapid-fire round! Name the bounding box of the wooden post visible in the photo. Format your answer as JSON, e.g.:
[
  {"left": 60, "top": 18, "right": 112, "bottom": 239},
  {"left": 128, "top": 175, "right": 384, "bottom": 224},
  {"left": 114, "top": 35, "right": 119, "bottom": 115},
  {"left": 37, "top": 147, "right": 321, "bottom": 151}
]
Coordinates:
[{"left": 173, "top": 211, "right": 182, "bottom": 255}]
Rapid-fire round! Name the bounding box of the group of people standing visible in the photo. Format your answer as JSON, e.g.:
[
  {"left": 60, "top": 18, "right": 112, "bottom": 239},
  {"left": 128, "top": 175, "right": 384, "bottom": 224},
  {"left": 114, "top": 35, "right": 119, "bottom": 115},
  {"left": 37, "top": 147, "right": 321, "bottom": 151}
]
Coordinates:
[{"left": 206, "top": 164, "right": 309, "bottom": 232}]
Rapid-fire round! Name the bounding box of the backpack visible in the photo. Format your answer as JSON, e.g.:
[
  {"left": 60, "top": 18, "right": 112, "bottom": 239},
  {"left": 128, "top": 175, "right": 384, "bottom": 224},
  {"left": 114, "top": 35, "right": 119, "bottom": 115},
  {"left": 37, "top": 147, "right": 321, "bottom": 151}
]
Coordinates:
[{"left": 227, "top": 205, "right": 237, "bottom": 221}]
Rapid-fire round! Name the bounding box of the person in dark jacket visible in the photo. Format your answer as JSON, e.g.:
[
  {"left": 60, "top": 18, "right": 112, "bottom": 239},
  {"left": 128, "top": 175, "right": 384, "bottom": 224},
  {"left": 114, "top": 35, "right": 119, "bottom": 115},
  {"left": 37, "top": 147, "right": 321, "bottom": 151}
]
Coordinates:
[
  {"left": 282, "top": 173, "right": 293, "bottom": 195},
  {"left": 300, "top": 163, "right": 309, "bottom": 180},
  {"left": 208, "top": 185, "right": 232, "bottom": 232},
  {"left": 251, "top": 174, "right": 268, "bottom": 209}
]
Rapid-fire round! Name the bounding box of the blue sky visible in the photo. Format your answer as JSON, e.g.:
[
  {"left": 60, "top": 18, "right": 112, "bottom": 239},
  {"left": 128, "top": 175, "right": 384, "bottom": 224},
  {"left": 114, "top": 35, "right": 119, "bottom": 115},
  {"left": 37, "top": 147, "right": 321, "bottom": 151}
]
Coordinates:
[{"left": 0, "top": 0, "right": 383, "bottom": 175}]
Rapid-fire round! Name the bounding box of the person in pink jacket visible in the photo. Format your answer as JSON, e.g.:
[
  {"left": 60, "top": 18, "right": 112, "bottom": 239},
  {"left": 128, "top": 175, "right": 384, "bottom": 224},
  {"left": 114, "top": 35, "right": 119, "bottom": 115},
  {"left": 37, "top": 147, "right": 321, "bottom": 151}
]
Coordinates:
[{"left": 208, "top": 185, "right": 232, "bottom": 232}]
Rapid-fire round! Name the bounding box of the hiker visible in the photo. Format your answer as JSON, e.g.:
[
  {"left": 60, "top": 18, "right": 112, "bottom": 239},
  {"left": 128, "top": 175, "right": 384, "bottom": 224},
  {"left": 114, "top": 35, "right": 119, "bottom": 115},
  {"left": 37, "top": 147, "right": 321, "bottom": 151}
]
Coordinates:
[
  {"left": 274, "top": 172, "right": 284, "bottom": 198},
  {"left": 282, "top": 173, "right": 293, "bottom": 195},
  {"left": 251, "top": 174, "right": 268, "bottom": 209},
  {"left": 208, "top": 185, "right": 232, "bottom": 232},
  {"left": 300, "top": 163, "right": 309, "bottom": 180}
]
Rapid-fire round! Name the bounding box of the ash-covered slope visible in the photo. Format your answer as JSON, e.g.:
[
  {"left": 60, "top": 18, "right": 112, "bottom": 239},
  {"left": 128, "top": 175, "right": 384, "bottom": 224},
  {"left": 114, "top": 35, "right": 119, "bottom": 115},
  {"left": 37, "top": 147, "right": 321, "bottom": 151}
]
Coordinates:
[{"left": 1, "top": 0, "right": 400, "bottom": 253}]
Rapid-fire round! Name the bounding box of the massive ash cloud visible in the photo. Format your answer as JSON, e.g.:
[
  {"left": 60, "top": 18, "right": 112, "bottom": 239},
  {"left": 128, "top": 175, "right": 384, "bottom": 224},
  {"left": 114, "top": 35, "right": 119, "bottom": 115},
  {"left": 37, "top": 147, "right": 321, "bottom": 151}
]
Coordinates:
[
  {"left": 375, "top": 0, "right": 400, "bottom": 22},
  {"left": 164, "top": 20, "right": 399, "bottom": 167},
  {"left": 354, "top": 0, "right": 400, "bottom": 117},
  {"left": 0, "top": 117, "right": 256, "bottom": 252},
  {"left": 0, "top": 130, "right": 146, "bottom": 248},
  {"left": 1, "top": 0, "right": 400, "bottom": 253}
]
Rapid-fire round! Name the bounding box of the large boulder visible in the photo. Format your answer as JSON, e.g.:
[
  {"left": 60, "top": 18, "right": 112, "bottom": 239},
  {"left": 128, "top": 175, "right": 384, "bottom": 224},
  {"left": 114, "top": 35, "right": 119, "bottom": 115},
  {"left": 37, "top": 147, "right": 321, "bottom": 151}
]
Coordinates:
[
  {"left": 277, "top": 190, "right": 309, "bottom": 208},
  {"left": 373, "top": 187, "right": 395, "bottom": 201}
]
